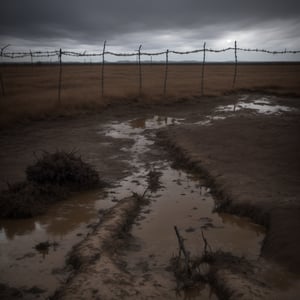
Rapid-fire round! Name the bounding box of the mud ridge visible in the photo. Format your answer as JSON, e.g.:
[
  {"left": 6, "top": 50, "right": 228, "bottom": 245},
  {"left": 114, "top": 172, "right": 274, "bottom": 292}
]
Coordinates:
[
  {"left": 52, "top": 194, "right": 150, "bottom": 300},
  {"left": 156, "top": 131, "right": 270, "bottom": 227}
]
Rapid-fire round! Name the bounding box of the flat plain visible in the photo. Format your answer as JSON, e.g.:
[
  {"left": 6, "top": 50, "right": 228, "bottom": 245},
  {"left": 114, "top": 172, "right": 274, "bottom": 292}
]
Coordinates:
[{"left": 0, "top": 63, "right": 300, "bottom": 127}]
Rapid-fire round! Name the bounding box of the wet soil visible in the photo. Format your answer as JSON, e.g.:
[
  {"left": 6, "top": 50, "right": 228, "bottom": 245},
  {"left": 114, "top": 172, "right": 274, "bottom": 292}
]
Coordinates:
[
  {"left": 0, "top": 93, "right": 300, "bottom": 299},
  {"left": 159, "top": 95, "right": 300, "bottom": 272}
]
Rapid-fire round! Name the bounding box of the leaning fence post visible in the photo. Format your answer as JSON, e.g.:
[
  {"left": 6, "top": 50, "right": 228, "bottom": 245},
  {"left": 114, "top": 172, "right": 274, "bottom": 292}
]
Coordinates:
[
  {"left": 0, "top": 53, "right": 5, "bottom": 97},
  {"left": 201, "top": 42, "right": 206, "bottom": 96},
  {"left": 0, "top": 44, "right": 9, "bottom": 97},
  {"left": 30, "top": 49, "right": 33, "bottom": 66},
  {"left": 58, "top": 48, "right": 62, "bottom": 105},
  {"left": 138, "top": 45, "right": 142, "bottom": 96},
  {"left": 232, "top": 40, "right": 238, "bottom": 89},
  {"left": 101, "top": 40, "right": 106, "bottom": 97},
  {"left": 163, "top": 49, "right": 169, "bottom": 96}
]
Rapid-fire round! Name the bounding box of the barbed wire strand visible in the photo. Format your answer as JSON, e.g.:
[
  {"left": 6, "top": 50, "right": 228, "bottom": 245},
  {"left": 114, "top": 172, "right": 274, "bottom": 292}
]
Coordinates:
[
  {"left": 1, "top": 42, "right": 300, "bottom": 102},
  {"left": 1, "top": 46, "right": 300, "bottom": 59}
]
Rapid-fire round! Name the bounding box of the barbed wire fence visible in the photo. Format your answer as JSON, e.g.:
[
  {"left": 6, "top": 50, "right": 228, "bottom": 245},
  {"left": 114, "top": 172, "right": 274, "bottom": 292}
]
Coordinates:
[{"left": 1, "top": 41, "right": 300, "bottom": 101}]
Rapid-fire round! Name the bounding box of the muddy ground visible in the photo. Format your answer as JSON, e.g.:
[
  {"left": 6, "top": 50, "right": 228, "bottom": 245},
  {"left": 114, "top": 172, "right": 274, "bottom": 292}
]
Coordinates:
[
  {"left": 159, "top": 100, "right": 300, "bottom": 272},
  {"left": 0, "top": 93, "right": 300, "bottom": 299}
]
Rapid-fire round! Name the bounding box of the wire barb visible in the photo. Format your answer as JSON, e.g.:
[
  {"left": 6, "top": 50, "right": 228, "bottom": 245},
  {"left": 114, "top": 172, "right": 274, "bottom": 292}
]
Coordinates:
[{"left": 1, "top": 43, "right": 299, "bottom": 60}]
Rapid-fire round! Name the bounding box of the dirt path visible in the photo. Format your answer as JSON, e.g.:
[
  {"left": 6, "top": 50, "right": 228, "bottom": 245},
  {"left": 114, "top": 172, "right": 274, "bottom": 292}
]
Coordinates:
[{"left": 1, "top": 93, "right": 300, "bottom": 299}]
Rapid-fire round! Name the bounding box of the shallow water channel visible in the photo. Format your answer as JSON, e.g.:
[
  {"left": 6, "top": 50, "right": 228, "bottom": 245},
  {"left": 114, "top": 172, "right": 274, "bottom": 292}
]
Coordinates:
[
  {"left": 102, "top": 115, "right": 265, "bottom": 299},
  {"left": 0, "top": 114, "right": 266, "bottom": 299}
]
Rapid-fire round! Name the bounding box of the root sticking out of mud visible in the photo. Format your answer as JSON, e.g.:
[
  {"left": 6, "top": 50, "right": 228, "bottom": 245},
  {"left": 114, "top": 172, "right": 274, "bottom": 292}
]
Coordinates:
[
  {"left": 171, "top": 226, "right": 214, "bottom": 290},
  {"left": 0, "top": 151, "right": 105, "bottom": 218},
  {"left": 171, "top": 226, "right": 273, "bottom": 300}
]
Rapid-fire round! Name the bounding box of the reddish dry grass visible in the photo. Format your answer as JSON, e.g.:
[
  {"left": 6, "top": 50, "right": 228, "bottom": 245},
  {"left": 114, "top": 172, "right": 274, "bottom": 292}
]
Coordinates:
[{"left": 0, "top": 63, "right": 299, "bottom": 127}]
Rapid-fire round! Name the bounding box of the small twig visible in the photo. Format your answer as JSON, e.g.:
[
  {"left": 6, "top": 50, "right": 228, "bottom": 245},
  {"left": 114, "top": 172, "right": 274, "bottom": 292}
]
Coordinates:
[
  {"left": 201, "top": 229, "right": 212, "bottom": 256},
  {"left": 141, "top": 186, "right": 149, "bottom": 199}
]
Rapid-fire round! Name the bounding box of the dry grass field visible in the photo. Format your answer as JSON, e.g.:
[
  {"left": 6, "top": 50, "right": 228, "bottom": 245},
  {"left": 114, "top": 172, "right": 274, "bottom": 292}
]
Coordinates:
[{"left": 0, "top": 63, "right": 300, "bottom": 127}]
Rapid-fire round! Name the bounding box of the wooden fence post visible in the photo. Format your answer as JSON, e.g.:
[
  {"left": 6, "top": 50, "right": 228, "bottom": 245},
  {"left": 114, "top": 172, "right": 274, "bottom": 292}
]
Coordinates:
[
  {"left": 30, "top": 49, "right": 33, "bottom": 66},
  {"left": 0, "top": 57, "right": 4, "bottom": 97},
  {"left": 58, "top": 48, "right": 62, "bottom": 105},
  {"left": 232, "top": 40, "right": 238, "bottom": 89},
  {"left": 201, "top": 42, "right": 206, "bottom": 96},
  {"left": 101, "top": 40, "right": 106, "bottom": 97},
  {"left": 138, "top": 45, "right": 142, "bottom": 97},
  {"left": 0, "top": 44, "right": 9, "bottom": 97},
  {"left": 163, "top": 49, "right": 169, "bottom": 96}
]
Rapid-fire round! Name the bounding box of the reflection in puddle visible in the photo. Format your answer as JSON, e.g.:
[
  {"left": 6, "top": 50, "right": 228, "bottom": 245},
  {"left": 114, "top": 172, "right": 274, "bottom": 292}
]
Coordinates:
[
  {"left": 104, "top": 115, "right": 184, "bottom": 155},
  {"left": 0, "top": 114, "right": 267, "bottom": 299},
  {"left": 218, "top": 95, "right": 298, "bottom": 115},
  {"left": 0, "top": 115, "right": 184, "bottom": 297},
  {"left": 0, "top": 190, "right": 109, "bottom": 242},
  {"left": 0, "top": 189, "right": 110, "bottom": 297},
  {"left": 103, "top": 115, "right": 266, "bottom": 299},
  {"left": 125, "top": 165, "right": 265, "bottom": 260},
  {"left": 196, "top": 95, "right": 298, "bottom": 126},
  {"left": 217, "top": 101, "right": 297, "bottom": 114},
  {"left": 129, "top": 115, "right": 184, "bottom": 129}
]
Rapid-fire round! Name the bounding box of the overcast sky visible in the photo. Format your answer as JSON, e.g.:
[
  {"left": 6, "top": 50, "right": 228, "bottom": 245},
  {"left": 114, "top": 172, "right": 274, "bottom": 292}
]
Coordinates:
[{"left": 1, "top": 0, "right": 300, "bottom": 61}]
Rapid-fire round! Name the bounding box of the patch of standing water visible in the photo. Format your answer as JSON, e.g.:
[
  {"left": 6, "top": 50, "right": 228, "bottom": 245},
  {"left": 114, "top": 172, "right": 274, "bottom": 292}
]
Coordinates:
[
  {"left": 0, "top": 189, "right": 110, "bottom": 298},
  {"left": 217, "top": 96, "right": 297, "bottom": 114},
  {"left": 103, "top": 115, "right": 265, "bottom": 299},
  {"left": 0, "top": 115, "right": 185, "bottom": 298},
  {"left": 195, "top": 95, "right": 299, "bottom": 126},
  {"left": 0, "top": 114, "right": 266, "bottom": 299},
  {"left": 103, "top": 115, "right": 185, "bottom": 179}
]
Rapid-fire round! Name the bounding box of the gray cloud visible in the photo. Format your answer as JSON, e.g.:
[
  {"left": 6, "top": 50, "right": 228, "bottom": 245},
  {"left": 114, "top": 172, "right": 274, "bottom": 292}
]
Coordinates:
[{"left": 1, "top": 0, "right": 300, "bottom": 59}]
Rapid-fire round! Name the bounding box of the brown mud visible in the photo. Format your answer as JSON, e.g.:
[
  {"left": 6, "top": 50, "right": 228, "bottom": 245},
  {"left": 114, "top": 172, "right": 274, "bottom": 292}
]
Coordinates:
[
  {"left": 1, "top": 93, "right": 300, "bottom": 299},
  {"left": 158, "top": 106, "right": 300, "bottom": 272}
]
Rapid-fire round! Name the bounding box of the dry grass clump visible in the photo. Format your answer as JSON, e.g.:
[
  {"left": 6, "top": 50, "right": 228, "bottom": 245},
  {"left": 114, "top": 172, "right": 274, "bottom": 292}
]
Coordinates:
[
  {"left": 26, "top": 151, "right": 100, "bottom": 189},
  {"left": 0, "top": 151, "right": 103, "bottom": 218}
]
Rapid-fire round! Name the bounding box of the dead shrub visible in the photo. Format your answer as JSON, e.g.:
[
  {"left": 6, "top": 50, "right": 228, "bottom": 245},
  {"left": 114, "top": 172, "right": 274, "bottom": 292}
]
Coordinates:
[
  {"left": 26, "top": 151, "right": 100, "bottom": 189},
  {"left": 0, "top": 151, "right": 104, "bottom": 218}
]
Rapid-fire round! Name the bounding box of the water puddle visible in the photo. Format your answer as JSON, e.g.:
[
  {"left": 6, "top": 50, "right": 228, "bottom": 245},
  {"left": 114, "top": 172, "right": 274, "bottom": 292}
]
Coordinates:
[
  {"left": 0, "top": 110, "right": 297, "bottom": 298},
  {"left": 0, "top": 115, "right": 185, "bottom": 297},
  {"left": 0, "top": 189, "right": 111, "bottom": 297},
  {"left": 217, "top": 95, "right": 297, "bottom": 114},
  {"left": 195, "top": 95, "right": 299, "bottom": 126},
  {"left": 102, "top": 115, "right": 266, "bottom": 299}
]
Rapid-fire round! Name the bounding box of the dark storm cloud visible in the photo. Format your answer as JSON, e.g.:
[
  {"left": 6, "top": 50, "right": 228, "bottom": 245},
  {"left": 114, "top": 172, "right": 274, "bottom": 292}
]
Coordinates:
[{"left": 0, "top": 0, "right": 300, "bottom": 51}]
